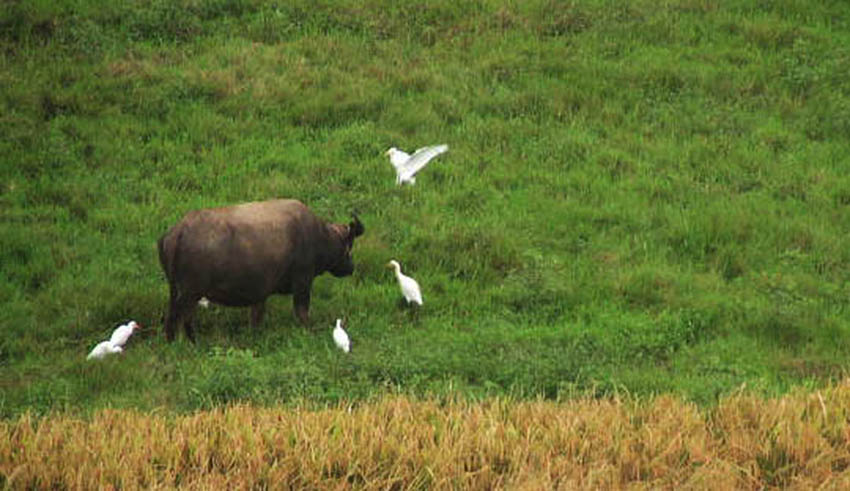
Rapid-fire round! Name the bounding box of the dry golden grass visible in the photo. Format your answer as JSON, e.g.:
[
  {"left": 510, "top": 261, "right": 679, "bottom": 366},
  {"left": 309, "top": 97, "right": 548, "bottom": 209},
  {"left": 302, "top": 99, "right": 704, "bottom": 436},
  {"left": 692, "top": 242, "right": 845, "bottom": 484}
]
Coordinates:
[{"left": 4, "top": 382, "right": 850, "bottom": 489}]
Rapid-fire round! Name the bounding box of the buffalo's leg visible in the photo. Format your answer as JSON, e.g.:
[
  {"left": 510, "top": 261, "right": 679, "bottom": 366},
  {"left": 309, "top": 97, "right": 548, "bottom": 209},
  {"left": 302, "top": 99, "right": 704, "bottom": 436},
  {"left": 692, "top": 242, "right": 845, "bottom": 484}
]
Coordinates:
[
  {"left": 292, "top": 277, "right": 312, "bottom": 325},
  {"left": 294, "top": 302, "right": 309, "bottom": 324},
  {"left": 183, "top": 311, "right": 197, "bottom": 343},
  {"left": 165, "top": 288, "right": 198, "bottom": 343},
  {"left": 293, "top": 291, "right": 310, "bottom": 325},
  {"left": 164, "top": 286, "right": 180, "bottom": 342},
  {"left": 250, "top": 301, "right": 266, "bottom": 328}
]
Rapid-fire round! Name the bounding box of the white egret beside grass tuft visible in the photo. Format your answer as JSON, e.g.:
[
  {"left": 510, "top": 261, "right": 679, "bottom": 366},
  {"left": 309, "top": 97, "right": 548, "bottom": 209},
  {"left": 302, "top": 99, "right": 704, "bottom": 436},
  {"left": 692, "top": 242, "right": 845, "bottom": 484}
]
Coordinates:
[
  {"left": 387, "top": 260, "right": 423, "bottom": 306},
  {"left": 385, "top": 144, "right": 448, "bottom": 185},
  {"left": 333, "top": 318, "right": 351, "bottom": 353},
  {"left": 109, "top": 320, "right": 141, "bottom": 348}
]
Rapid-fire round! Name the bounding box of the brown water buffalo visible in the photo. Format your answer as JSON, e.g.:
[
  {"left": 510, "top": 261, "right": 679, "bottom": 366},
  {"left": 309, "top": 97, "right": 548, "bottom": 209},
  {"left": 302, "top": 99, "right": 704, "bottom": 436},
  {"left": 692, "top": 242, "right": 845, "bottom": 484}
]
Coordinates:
[{"left": 157, "top": 199, "right": 364, "bottom": 342}]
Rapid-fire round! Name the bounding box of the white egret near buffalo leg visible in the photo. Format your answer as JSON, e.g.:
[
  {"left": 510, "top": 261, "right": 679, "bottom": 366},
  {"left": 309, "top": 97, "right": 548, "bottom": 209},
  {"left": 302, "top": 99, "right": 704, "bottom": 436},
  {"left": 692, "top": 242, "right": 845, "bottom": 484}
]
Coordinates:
[
  {"left": 87, "top": 341, "right": 123, "bottom": 360},
  {"left": 385, "top": 144, "right": 448, "bottom": 185},
  {"left": 387, "top": 260, "right": 423, "bottom": 306},
  {"left": 332, "top": 318, "right": 351, "bottom": 353},
  {"left": 109, "top": 320, "right": 141, "bottom": 349}
]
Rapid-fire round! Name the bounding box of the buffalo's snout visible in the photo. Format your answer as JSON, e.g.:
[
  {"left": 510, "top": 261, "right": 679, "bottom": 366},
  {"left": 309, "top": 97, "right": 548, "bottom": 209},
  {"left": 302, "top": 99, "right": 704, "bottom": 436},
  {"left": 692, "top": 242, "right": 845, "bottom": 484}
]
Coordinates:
[{"left": 330, "top": 257, "right": 355, "bottom": 277}]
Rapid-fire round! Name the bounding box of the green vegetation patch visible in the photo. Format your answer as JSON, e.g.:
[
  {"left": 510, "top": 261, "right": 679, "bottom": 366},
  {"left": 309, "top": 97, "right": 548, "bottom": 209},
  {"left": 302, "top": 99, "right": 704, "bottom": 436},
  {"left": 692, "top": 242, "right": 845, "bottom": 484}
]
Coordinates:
[{"left": 2, "top": 0, "right": 850, "bottom": 416}]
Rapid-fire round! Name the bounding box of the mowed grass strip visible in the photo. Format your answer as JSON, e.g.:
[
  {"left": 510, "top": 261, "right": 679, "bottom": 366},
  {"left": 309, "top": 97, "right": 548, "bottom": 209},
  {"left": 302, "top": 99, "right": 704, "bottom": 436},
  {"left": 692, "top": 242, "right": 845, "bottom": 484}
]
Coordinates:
[{"left": 5, "top": 383, "right": 850, "bottom": 489}]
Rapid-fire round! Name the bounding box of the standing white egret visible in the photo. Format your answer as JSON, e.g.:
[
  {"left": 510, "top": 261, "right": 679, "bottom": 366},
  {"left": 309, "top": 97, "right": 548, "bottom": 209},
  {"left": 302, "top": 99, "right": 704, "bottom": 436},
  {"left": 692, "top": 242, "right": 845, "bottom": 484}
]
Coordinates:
[
  {"left": 198, "top": 297, "right": 211, "bottom": 308},
  {"left": 87, "top": 341, "right": 123, "bottom": 360},
  {"left": 385, "top": 144, "right": 448, "bottom": 185},
  {"left": 332, "top": 318, "right": 351, "bottom": 353},
  {"left": 109, "top": 320, "right": 141, "bottom": 348},
  {"left": 387, "top": 260, "right": 423, "bottom": 306}
]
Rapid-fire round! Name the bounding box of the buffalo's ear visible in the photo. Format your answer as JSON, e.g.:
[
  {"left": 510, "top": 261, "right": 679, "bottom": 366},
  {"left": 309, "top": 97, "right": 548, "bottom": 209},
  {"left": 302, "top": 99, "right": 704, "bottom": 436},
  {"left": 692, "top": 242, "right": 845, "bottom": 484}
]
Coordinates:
[{"left": 349, "top": 213, "right": 364, "bottom": 239}]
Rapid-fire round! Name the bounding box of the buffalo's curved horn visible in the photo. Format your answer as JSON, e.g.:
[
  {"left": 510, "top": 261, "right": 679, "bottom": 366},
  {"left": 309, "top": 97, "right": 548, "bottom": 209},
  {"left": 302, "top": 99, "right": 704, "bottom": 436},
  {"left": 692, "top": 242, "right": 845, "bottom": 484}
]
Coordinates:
[{"left": 349, "top": 213, "right": 364, "bottom": 238}]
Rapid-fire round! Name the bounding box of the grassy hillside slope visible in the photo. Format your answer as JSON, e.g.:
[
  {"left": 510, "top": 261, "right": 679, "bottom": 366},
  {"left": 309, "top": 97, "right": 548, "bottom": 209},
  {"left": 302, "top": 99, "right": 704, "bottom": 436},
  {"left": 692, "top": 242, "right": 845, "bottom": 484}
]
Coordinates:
[{"left": 1, "top": 0, "right": 849, "bottom": 416}]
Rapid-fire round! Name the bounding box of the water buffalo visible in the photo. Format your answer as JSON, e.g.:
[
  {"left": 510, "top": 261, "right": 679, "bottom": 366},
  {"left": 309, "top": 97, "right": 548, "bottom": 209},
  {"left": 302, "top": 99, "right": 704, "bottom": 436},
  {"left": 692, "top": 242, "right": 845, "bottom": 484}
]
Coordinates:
[{"left": 157, "top": 199, "right": 364, "bottom": 342}]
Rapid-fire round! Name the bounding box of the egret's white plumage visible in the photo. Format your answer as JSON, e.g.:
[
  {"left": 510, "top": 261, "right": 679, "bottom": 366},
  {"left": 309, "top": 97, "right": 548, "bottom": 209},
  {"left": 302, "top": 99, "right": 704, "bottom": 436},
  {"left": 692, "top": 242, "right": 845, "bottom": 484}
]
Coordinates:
[
  {"left": 109, "top": 320, "right": 140, "bottom": 348},
  {"left": 387, "top": 260, "right": 423, "bottom": 306},
  {"left": 332, "top": 319, "right": 351, "bottom": 353},
  {"left": 385, "top": 144, "right": 448, "bottom": 185},
  {"left": 87, "top": 341, "right": 123, "bottom": 360},
  {"left": 198, "top": 297, "right": 210, "bottom": 308}
]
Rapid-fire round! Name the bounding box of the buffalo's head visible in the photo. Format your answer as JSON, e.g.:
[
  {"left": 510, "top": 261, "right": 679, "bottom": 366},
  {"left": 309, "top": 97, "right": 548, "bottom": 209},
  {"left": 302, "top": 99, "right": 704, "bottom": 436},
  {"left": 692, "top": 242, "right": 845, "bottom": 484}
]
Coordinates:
[{"left": 328, "top": 213, "right": 364, "bottom": 277}]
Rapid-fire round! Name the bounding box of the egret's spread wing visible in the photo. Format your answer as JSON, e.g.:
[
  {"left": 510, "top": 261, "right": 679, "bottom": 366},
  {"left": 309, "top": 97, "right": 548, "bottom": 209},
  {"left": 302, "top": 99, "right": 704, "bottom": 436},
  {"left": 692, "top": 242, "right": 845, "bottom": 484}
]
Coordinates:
[{"left": 399, "top": 144, "right": 448, "bottom": 179}]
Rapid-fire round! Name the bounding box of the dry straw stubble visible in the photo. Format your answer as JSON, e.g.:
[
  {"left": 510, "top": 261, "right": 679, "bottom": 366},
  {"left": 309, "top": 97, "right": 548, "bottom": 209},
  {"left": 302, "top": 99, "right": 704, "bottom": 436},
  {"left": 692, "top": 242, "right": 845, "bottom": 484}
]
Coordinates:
[{"left": 4, "top": 383, "right": 850, "bottom": 489}]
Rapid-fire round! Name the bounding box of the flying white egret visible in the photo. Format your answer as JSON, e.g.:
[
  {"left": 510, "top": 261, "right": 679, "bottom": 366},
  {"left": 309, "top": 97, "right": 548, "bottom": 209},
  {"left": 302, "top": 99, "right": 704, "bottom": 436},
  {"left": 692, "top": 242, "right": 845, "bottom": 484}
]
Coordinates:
[
  {"left": 385, "top": 144, "right": 448, "bottom": 185},
  {"left": 108, "top": 320, "right": 141, "bottom": 348},
  {"left": 332, "top": 318, "right": 351, "bottom": 353},
  {"left": 87, "top": 341, "right": 123, "bottom": 360},
  {"left": 387, "top": 260, "right": 423, "bottom": 306}
]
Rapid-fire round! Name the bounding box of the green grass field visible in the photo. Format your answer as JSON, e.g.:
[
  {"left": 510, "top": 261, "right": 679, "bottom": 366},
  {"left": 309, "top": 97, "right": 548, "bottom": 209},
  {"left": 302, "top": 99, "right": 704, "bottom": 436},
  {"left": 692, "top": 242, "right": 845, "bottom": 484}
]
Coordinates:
[{"left": 1, "top": 0, "right": 849, "bottom": 417}]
